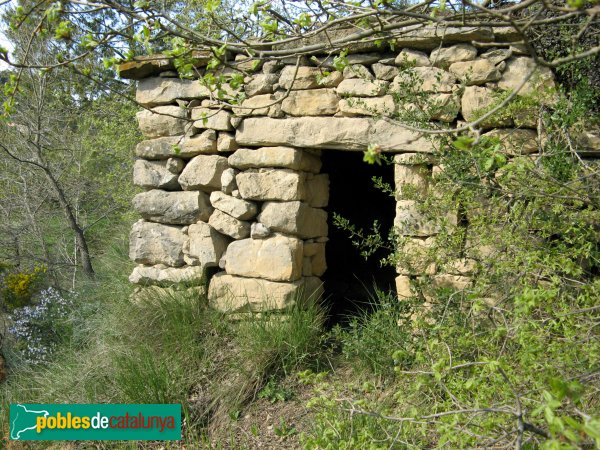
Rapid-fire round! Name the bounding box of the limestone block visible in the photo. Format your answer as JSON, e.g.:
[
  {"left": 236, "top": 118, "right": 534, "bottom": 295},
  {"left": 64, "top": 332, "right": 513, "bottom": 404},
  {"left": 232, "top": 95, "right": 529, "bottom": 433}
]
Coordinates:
[
  {"left": 129, "top": 220, "right": 186, "bottom": 267},
  {"left": 220, "top": 168, "right": 238, "bottom": 194},
  {"left": 391, "top": 67, "right": 456, "bottom": 93},
  {"left": 251, "top": 222, "right": 271, "bottom": 239},
  {"left": 446, "top": 258, "right": 477, "bottom": 275},
  {"left": 236, "top": 117, "right": 434, "bottom": 152},
  {"left": 482, "top": 129, "right": 538, "bottom": 155},
  {"left": 430, "top": 44, "right": 477, "bottom": 69},
  {"left": 183, "top": 221, "right": 229, "bottom": 267},
  {"left": 225, "top": 235, "right": 303, "bottom": 281},
  {"left": 303, "top": 257, "right": 313, "bottom": 277},
  {"left": 395, "top": 275, "right": 413, "bottom": 298},
  {"left": 395, "top": 164, "right": 430, "bottom": 198},
  {"left": 371, "top": 63, "right": 400, "bottom": 81},
  {"left": 498, "top": 57, "right": 556, "bottom": 98},
  {"left": 339, "top": 96, "right": 396, "bottom": 117},
  {"left": 393, "top": 26, "right": 494, "bottom": 50},
  {"left": 178, "top": 155, "right": 229, "bottom": 192},
  {"left": 233, "top": 94, "right": 274, "bottom": 116},
  {"left": 342, "top": 64, "right": 374, "bottom": 80},
  {"left": 244, "top": 73, "right": 279, "bottom": 96},
  {"left": 210, "top": 191, "right": 257, "bottom": 220},
  {"left": 461, "top": 85, "right": 513, "bottom": 128},
  {"left": 133, "top": 158, "right": 183, "bottom": 190},
  {"left": 208, "top": 273, "right": 323, "bottom": 312},
  {"left": 394, "top": 153, "right": 436, "bottom": 165},
  {"left": 314, "top": 53, "right": 381, "bottom": 68},
  {"left": 431, "top": 274, "right": 472, "bottom": 291},
  {"left": 396, "top": 237, "right": 436, "bottom": 275},
  {"left": 395, "top": 49, "right": 431, "bottom": 67},
  {"left": 136, "top": 77, "right": 210, "bottom": 107},
  {"left": 181, "top": 130, "right": 218, "bottom": 155},
  {"left": 191, "top": 108, "right": 233, "bottom": 131},
  {"left": 427, "top": 93, "right": 460, "bottom": 122},
  {"left": 306, "top": 173, "right": 329, "bottom": 208},
  {"left": 395, "top": 200, "right": 441, "bottom": 236},
  {"left": 208, "top": 210, "right": 251, "bottom": 239},
  {"left": 449, "top": 59, "right": 502, "bottom": 85},
  {"left": 281, "top": 89, "right": 339, "bottom": 116},
  {"left": 136, "top": 106, "right": 188, "bottom": 138},
  {"left": 279, "top": 66, "right": 341, "bottom": 90},
  {"left": 217, "top": 132, "right": 238, "bottom": 152},
  {"left": 236, "top": 169, "right": 307, "bottom": 201},
  {"left": 308, "top": 243, "right": 326, "bottom": 276},
  {"left": 135, "top": 137, "right": 181, "bottom": 160},
  {"left": 129, "top": 264, "right": 206, "bottom": 286},
  {"left": 259, "top": 201, "right": 327, "bottom": 239},
  {"left": 228, "top": 147, "right": 322, "bottom": 173},
  {"left": 336, "top": 79, "right": 388, "bottom": 97},
  {"left": 133, "top": 190, "right": 213, "bottom": 224},
  {"left": 481, "top": 48, "right": 512, "bottom": 65}
]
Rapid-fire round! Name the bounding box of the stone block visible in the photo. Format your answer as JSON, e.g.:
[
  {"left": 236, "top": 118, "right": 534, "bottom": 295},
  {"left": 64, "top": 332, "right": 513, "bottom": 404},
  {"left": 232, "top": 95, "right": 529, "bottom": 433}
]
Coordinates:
[
  {"left": 210, "top": 191, "right": 257, "bottom": 220},
  {"left": 482, "top": 129, "right": 538, "bottom": 155},
  {"left": 371, "top": 63, "right": 400, "bottom": 81},
  {"left": 339, "top": 96, "right": 396, "bottom": 117},
  {"left": 129, "top": 264, "right": 206, "bottom": 286},
  {"left": 498, "top": 57, "right": 555, "bottom": 98},
  {"left": 236, "top": 169, "right": 307, "bottom": 201},
  {"left": 208, "top": 273, "right": 323, "bottom": 313},
  {"left": 220, "top": 168, "right": 238, "bottom": 194},
  {"left": 391, "top": 67, "right": 456, "bottom": 93},
  {"left": 281, "top": 89, "right": 339, "bottom": 116},
  {"left": 228, "top": 147, "right": 321, "bottom": 173},
  {"left": 224, "top": 235, "right": 303, "bottom": 282},
  {"left": 133, "top": 189, "right": 212, "bottom": 224},
  {"left": 136, "top": 77, "right": 210, "bottom": 107},
  {"left": 395, "top": 275, "right": 413, "bottom": 298},
  {"left": 336, "top": 79, "right": 388, "bottom": 97},
  {"left": 233, "top": 94, "right": 274, "bottom": 116},
  {"left": 217, "top": 132, "right": 238, "bottom": 152},
  {"left": 244, "top": 73, "right": 279, "bottom": 96},
  {"left": 395, "top": 164, "right": 430, "bottom": 198},
  {"left": 395, "top": 49, "right": 431, "bottom": 67},
  {"left": 136, "top": 106, "right": 188, "bottom": 138},
  {"left": 178, "top": 155, "right": 229, "bottom": 192},
  {"left": 259, "top": 201, "right": 327, "bottom": 239},
  {"left": 129, "top": 220, "right": 186, "bottom": 267},
  {"left": 133, "top": 158, "right": 183, "bottom": 190},
  {"left": 183, "top": 221, "right": 230, "bottom": 267},
  {"left": 449, "top": 59, "right": 502, "bottom": 85},
  {"left": 343, "top": 64, "right": 374, "bottom": 80},
  {"left": 461, "top": 85, "right": 513, "bottom": 128},
  {"left": 430, "top": 44, "right": 477, "bottom": 69},
  {"left": 306, "top": 173, "right": 329, "bottom": 208},
  {"left": 279, "top": 66, "right": 341, "bottom": 90},
  {"left": 208, "top": 210, "right": 251, "bottom": 239},
  {"left": 191, "top": 108, "right": 233, "bottom": 131}
]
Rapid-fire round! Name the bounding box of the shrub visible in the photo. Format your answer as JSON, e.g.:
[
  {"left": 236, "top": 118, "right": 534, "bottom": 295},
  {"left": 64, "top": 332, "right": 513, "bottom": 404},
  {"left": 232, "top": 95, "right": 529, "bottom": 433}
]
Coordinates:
[{"left": 0, "top": 266, "right": 47, "bottom": 310}]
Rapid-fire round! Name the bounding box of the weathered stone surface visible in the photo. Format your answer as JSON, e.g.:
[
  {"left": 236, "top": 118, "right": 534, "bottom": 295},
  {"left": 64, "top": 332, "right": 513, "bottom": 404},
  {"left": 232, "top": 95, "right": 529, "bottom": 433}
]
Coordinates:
[
  {"left": 220, "top": 168, "right": 238, "bottom": 194},
  {"left": 133, "top": 158, "right": 183, "bottom": 190},
  {"left": 233, "top": 94, "right": 274, "bottom": 116},
  {"left": 251, "top": 222, "right": 271, "bottom": 239},
  {"left": 129, "top": 220, "right": 185, "bottom": 267},
  {"left": 343, "top": 64, "right": 374, "bottom": 80},
  {"left": 449, "top": 59, "right": 502, "bottom": 85},
  {"left": 281, "top": 89, "right": 339, "bottom": 116},
  {"left": 136, "top": 77, "right": 210, "bottom": 107},
  {"left": 394, "top": 26, "right": 494, "bottom": 50},
  {"left": 395, "top": 49, "right": 431, "bottom": 67},
  {"left": 135, "top": 137, "right": 180, "bottom": 160},
  {"left": 394, "top": 153, "right": 436, "bottom": 165},
  {"left": 236, "top": 117, "right": 434, "bottom": 152},
  {"left": 461, "top": 85, "right": 513, "bottom": 128},
  {"left": 427, "top": 93, "right": 460, "bottom": 122},
  {"left": 208, "top": 273, "right": 322, "bottom": 312},
  {"left": 279, "top": 66, "right": 341, "bottom": 90},
  {"left": 395, "top": 164, "right": 430, "bottom": 198},
  {"left": 210, "top": 191, "right": 257, "bottom": 220},
  {"left": 395, "top": 200, "right": 441, "bottom": 236},
  {"left": 336, "top": 79, "right": 388, "bottom": 97},
  {"left": 181, "top": 130, "right": 218, "bottom": 155},
  {"left": 208, "top": 210, "right": 251, "bottom": 239},
  {"left": 259, "top": 201, "right": 327, "bottom": 239},
  {"left": 576, "top": 130, "right": 600, "bottom": 154},
  {"left": 263, "top": 60, "right": 283, "bottom": 74},
  {"left": 305, "top": 243, "right": 326, "bottom": 276},
  {"left": 306, "top": 173, "right": 329, "bottom": 208},
  {"left": 236, "top": 169, "right": 307, "bottom": 201},
  {"left": 481, "top": 48, "right": 512, "bottom": 65},
  {"left": 482, "top": 129, "right": 538, "bottom": 155},
  {"left": 184, "top": 221, "right": 229, "bottom": 267},
  {"left": 395, "top": 275, "right": 413, "bottom": 298},
  {"left": 137, "top": 106, "right": 188, "bottom": 138},
  {"left": 339, "top": 96, "right": 396, "bottom": 117},
  {"left": 245, "top": 74, "right": 279, "bottom": 96},
  {"left": 217, "top": 132, "right": 238, "bottom": 152},
  {"left": 430, "top": 44, "right": 477, "bottom": 69},
  {"left": 178, "top": 155, "right": 229, "bottom": 192},
  {"left": 228, "top": 147, "right": 322, "bottom": 173},
  {"left": 133, "top": 190, "right": 212, "bottom": 224},
  {"left": 391, "top": 67, "right": 456, "bottom": 93},
  {"left": 314, "top": 53, "right": 381, "bottom": 68},
  {"left": 118, "top": 55, "right": 175, "bottom": 80},
  {"left": 224, "top": 235, "right": 303, "bottom": 281},
  {"left": 447, "top": 258, "right": 477, "bottom": 275},
  {"left": 396, "top": 236, "right": 436, "bottom": 275},
  {"left": 129, "top": 265, "right": 206, "bottom": 286},
  {"left": 191, "top": 108, "right": 233, "bottom": 131},
  {"left": 498, "top": 57, "right": 556, "bottom": 97},
  {"left": 371, "top": 63, "right": 400, "bottom": 81}
]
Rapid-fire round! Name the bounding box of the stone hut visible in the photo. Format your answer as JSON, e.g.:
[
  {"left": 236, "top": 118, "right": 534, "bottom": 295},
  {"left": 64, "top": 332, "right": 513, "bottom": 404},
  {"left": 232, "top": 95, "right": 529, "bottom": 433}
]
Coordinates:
[{"left": 121, "top": 25, "right": 578, "bottom": 314}]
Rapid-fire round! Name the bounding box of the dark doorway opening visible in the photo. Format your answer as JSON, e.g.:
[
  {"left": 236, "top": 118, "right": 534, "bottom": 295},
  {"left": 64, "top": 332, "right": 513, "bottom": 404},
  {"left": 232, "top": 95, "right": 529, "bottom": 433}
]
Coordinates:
[{"left": 320, "top": 151, "right": 397, "bottom": 325}]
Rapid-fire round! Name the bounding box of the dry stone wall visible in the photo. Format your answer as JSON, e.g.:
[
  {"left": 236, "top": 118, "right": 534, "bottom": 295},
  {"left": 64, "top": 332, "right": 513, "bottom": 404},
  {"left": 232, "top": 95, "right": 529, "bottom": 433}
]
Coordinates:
[{"left": 123, "top": 28, "right": 593, "bottom": 313}]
